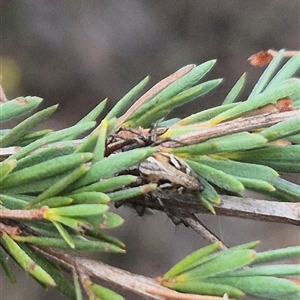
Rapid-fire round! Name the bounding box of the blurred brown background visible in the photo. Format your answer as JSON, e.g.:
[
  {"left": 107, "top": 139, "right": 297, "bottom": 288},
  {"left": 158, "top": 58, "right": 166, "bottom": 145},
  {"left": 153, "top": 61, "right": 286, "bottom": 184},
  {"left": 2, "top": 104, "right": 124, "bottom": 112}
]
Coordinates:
[{"left": 0, "top": 1, "right": 299, "bottom": 299}]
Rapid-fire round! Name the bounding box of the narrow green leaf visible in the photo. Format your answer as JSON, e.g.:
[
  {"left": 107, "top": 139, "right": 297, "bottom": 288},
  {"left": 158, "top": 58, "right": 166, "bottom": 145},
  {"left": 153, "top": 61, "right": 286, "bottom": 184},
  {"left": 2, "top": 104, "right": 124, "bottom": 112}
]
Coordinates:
[
  {"left": 206, "top": 276, "right": 300, "bottom": 299},
  {"left": 13, "top": 235, "right": 124, "bottom": 252},
  {"left": 46, "top": 214, "right": 91, "bottom": 231},
  {"left": 163, "top": 242, "right": 220, "bottom": 279},
  {"left": 270, "top": 177, "right": 300, "bottom": 198},
  {"left": 196, "top": 177, "right": 220, "bottom": 204},
  {"left": 71, "top": 175, "right": 137, "bottom": 194},
  {"left": 171, "top": 132, "right": 267, "bottom": 155},
  {"left": 248, "top": 49, "right": 285, "bottom": 98},
  {"left": 32, "top": 166, "right": 89, "bottom": 204},
  {"left": 196, "top": 156, "right": 278, "bottom": 180},
  {"left": 0, "top": 247, "right": 16, "bottom": 283},
  {"left": 84, "top": 229, "right": 125, "bottom": 248},
  {"left": 0, "top": 105, "right": 58, "bottom": 147},
  {"left": 92, "top": 119, "right": 107, "bottom": 163},
  {"left": 17, "top": 243, "right": 76, "bottom": 299},
  {"left": 162, "top": 280, "right": 244, "bottom": 298},
  {"left": 90, "top": 282, "right": 125, "bottom": 300},
  {"left": 221, "top": 264, "right": 300, "bottom": 277},
  {"left": 176, "top": 249, "right": 256, "bottom": 280},
  {"left": 31, "top": 197, "right": 73, "bottom": 209},
  {"left": 127, "top": 61, "right": 216, "bottom": 123},
  {"left": 68, "top": 192, "right": 110, "bottom": 204},
  {"left": 222, "top": 72, "right": 246, "bottom": 104},
  {"left": 183, "top": 241, "right": 259, "bottom": 272},
  {"left": 178, "top": 103, "right": 237, "bottom": 125},
  {"left": 107, "top": 183, "right": 157, "bottom": 202},
  {"left": 195, "top": 193, "right": 216, "bottom": 213},
  {"left": 19, "top": 129, "right": 52, "bottom": 143},
  {"left": 76, "top": 136, "right": 98, "bottom": 155},
  {"left": 72, "top": 270, "right": 83, "bottom": 300},
  {"left": 210, "top": 79, "right": 299, "bottom": 124},
  {"left": 0, "top": 194, "right": 28, "bottom": 209},
  {"left": 230, "top": 145, "right": 300, "bottom": 162},
  {"left": 106, "top": 76, "right": 149, "bottom": 120},
  {"left": 227, "top": 145, "right": 300, "bottom": 173},
  {"left": 99, "top": 212, "right": 124, "bottom": 228},
  {"left": 47, "top": 204, "right": 108, "bottom": 217},
  {"left": 77, "top": 98, "right": 107, "bottom": 124},
  {"left": 70, "top": 147, "right": 155, "bottom": 189},
  {"left": 52, "top": 221, "right": 75, "bottom": 249},
  {"left": 1, "top": 233, "right": 56, "bottom": 286},
  {"left": 0, "top": 159, "right": 16, "bottom": 181},
  {"left": 0, "top": 96, "right": 42, "bottom": 122},
  {"left": 15, "top": 144, "right": 76, "bottom": 171},
  {"left": 260, "top": 116, "right": 300, "bottom": 141},
  {"left": 266, "top": 52, "right": 300, "bottom": 91},
  {"left": 0, "top": 171, "right": 73, "bottom": 194},
  {"left": 186, "top": 160, "right": 244, "bottom": 193},
  {"left": 10, "top": 121, "right": 96, "bottom": 160},
  {"left": 253, "top": 246, "right": 300, "bottom": 265},
  {"left": 134, "top": 79, "right": 222, "bottom": 127},
  {"left": 234, "top": 176, "right": 275, "bottom": 192},
  {"left": 1, "top": 153, "right": 93, "bottom": 188}
]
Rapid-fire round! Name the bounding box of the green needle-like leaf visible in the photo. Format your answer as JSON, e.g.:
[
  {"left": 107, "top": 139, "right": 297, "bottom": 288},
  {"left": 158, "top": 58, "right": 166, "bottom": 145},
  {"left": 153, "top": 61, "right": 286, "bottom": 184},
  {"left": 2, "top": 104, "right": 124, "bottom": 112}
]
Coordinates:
[
  {"left": 222, "top": 72, "right": 246, "bottom": 105},
  {"left": 253, "top": 246, "right": 300, "bottom": 264},
  {"left": 70, "top": 147, "right": 155, "bottom": 189},
  {"left": 210, "top": 79, "right": 299, "bottom": 124},
  {"left": 175, "top": 249, "right": 256, "bottom": 281},
  {"left": 105, "top": 76, "right": 149, "bottom": 120},
  {"left": 269, "top": 177, "right": 300, "bottom": 199},
  {"left": 1, "top": 153, "right": 93, "bottom": 188},
  {"left": 206, "top": 276, "right": 299, "bottom": 300},
  {"left": 0, "top": 105, "right": 58, "bottom": 147},
  {"left": 107, "top": 183, "right": 157, "bottom": 202},
  {"left": 248, "top": 49, "right": 285, "bottom": 98},
  {"left": 90, "top": 282, "right": 125, "bottom": 300},
  {"left": 186, "top": 160, "right": 245, "bottom": 193},
  {"left": 265, "top": 51, "right": 300, "bottom": 91},
  {"left": 171, "top": 132, "right": 267, "bottom": 156},
  {"left": 163, "top": 242, "right": 220, "bottom": 279},
  {"left": 9, "top": 121, "right": 96, "bottom": 160},
  {"left": 46, "top": 204, "right": 108, "bottom": 217},
  {"left": 0, "top": 96, "right": 42, "bottom": 122},
  {"left": 71, "top": 175, "right": 137, "bottom": 194},
  {"left": 0, "top": 159, "right": 16, "bottom": 181},
  {"left": 77, "top": 98, "right": 107, "bottom": 124},
  {"left": 0, "top": 248, "right": 16, "bottom": 283},
  {"left": 52, "top": 221, "right": 75, "bottom": 249},
  {"left": 134, "top": 79, "right": 222, "bottom": 127},
  {"left": 33, "top": 166, "right": 89, "bottom": 204},
  {"left": 92, "top": 119, "right": 107, "bottom": 163},
  {"left": 220, "top": 264, "right": 300, "bottom": 277},
  {"left": 1, "top": 233, "right": 56, "bottom": 286},
  {"left": 162, "top": 280, "right": 244, "bottom": 298},
  {"left": 260, "top": 115, "right": 300, "bottom": 141},
  {"left": 68, "top": 192, "right": 110, "bottom": 204},
  {"left": 14, "top": 144, "right": 76, "bottom": 171},
  {"left": 126, "top": 60, "right": 216, "bottom": 124}
]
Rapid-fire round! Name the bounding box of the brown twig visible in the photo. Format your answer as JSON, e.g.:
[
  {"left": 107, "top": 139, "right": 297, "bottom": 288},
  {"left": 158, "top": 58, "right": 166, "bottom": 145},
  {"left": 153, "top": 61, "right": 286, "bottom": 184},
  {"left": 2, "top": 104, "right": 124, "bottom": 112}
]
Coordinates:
[
  {"left": 0, "top": 207, "right": 47, "bottom": 220},
  {"left": 160, "top": 110, "right": 300, "bottom": 147},
  {"left": 184, "top": 216, "right": 228, "bottom": 250},
  {"left": 127, "top": 192, "right": 300, "bottom": 226},
  {"left": 1, "top": 110, "right": 299, "bottom": 158},
  {"left": 34, "top": 245, "right": 231, "bottom": 300}
]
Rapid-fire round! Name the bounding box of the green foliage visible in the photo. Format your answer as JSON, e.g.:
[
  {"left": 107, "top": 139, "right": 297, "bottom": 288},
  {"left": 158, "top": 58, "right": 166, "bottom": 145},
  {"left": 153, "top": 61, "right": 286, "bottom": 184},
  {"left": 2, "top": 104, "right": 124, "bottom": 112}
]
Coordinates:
[
  {"left": 160, "top": 243, "right": 300, "bottom": 299},
  {"left": 0, "top": 49, "right": 299, "bottom": 299}
]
